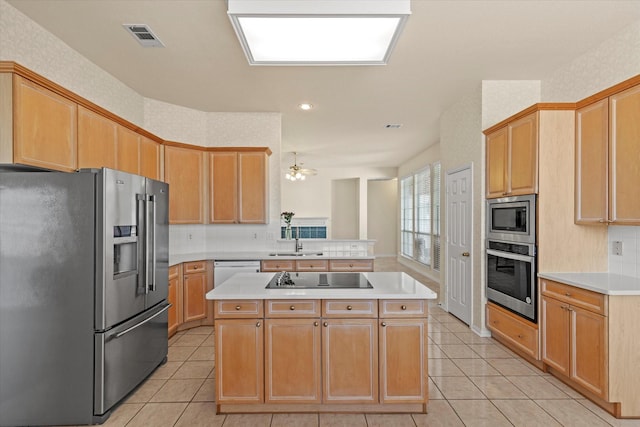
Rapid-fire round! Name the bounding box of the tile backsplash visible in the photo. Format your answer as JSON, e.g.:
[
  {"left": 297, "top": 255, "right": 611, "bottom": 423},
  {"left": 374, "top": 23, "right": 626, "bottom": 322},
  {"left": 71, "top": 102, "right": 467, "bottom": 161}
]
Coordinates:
[{"left": 608, "top": 226, "right": 640, "bottom": 278}]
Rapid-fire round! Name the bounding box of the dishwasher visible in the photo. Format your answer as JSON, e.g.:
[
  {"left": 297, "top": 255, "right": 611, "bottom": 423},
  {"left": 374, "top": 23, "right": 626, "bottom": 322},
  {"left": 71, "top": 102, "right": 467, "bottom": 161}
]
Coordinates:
[{"left": 214, "top": 260, "right": 261, "bottom": 287}]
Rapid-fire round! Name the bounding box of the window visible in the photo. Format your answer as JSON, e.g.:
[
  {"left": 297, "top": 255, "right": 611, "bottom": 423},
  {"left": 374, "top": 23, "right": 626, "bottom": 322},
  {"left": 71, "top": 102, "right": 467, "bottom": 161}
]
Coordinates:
[{"left": 400, "top": 163, "right": 441, "bottom": 269}]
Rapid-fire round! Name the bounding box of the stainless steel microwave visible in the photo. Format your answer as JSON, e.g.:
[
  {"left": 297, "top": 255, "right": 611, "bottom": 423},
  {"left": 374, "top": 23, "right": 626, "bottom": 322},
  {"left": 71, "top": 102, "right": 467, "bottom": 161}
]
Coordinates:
[{"left": 486, "top": 194, "right": 536, "bottom": 244}]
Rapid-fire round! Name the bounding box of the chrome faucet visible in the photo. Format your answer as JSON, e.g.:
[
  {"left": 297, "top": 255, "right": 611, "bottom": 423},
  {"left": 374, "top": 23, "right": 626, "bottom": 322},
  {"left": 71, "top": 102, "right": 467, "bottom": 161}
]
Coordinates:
[{"left": 295, "top": 227, "right": 303, "bottom": 252}]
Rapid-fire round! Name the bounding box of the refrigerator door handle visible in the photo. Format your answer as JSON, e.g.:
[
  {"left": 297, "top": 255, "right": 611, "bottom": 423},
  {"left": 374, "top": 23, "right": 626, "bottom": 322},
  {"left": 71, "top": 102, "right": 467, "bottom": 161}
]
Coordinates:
[
  {"left": 113, "top": 303, "right": 171, "bottom": 339},
  {"left": 136, "top": 193, "right": 147, "bottom": 294},
  {"left": 148, "top": 194, "right": 157, "bottom": 292}
]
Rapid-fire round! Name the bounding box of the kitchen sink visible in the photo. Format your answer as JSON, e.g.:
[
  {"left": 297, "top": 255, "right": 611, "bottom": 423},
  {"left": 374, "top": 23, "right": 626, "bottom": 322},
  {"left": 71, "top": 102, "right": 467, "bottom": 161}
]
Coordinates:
[
  {"left": 268, "top": 252, "right": 323, "bottom": 257},
  {"left": 266, "top": 272, "right": 373, "bottom": 289}
]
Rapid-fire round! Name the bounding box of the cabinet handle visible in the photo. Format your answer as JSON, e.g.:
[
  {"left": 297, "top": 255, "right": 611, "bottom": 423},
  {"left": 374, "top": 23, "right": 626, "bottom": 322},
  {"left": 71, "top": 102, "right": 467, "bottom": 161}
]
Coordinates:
[
  {"left": 314, "top": 321, "right": 319, "bottom": 326},
  {"left": 349, "top": 264, "right": 354, "bottom": 267},
  {"left": 323, "top": 322, "right": 328, "bottom": 327},
  {"left": 256, "top": 321, "right": 261, "bottom": 327},
  {"left": 290, "top": 305, "right": 295, "bottom": 311},
  {"left": 381, "top": 322, "right": 387, "bottom": 327},
  {"left": 401, "top": 305, "right": 407, "bottom": 310},
  {"left": 565, "top": 292, "right": 571, "bottom": 297},
  {"left": 235, "top": 305, "right": 241, "bottom": 310},
  {"left": 346, "top": 305, "right": 353, "bottom": 310}
]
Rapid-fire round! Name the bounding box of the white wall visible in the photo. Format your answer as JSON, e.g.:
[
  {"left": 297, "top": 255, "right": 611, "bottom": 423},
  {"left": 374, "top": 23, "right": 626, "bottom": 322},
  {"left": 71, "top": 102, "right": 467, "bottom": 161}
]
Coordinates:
[
  {"left": 331, "top": 178, "right": 359, "bottom": 239},
  {"left": 367, "top": 179, "right": 397, "bottom": 257}
]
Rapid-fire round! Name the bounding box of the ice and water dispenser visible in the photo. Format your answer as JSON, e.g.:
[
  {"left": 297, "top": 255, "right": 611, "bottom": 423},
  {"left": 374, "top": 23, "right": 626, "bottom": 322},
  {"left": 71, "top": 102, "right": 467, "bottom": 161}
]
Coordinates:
[{"left": 113, "top": 225, "right": 138, "bottom": 278}]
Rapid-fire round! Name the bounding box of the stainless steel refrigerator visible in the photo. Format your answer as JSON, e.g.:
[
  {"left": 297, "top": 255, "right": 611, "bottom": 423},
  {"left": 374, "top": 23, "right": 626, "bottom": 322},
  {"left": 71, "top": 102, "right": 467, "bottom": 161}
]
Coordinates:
[{"left": 0, "top": 168, "right": 169, "bottom": 426}]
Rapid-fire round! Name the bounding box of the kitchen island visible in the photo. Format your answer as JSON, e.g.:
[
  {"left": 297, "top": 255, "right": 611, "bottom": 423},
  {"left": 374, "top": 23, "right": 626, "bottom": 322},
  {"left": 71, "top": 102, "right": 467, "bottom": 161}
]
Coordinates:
[{"left": 206, "top": 272, "right": 437, "bottom": 414}]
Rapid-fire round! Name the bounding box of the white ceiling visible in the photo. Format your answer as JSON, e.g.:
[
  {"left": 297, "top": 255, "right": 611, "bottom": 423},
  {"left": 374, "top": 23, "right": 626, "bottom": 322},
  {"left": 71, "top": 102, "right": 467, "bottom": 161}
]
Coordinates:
[{"left": 7, "top": 0, "right": 640, "bottom": 169}]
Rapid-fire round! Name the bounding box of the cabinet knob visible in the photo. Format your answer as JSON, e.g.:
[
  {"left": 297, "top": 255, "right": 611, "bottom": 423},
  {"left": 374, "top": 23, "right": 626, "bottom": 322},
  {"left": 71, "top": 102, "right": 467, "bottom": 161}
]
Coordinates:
[
  {"left": 381, "top": 322, "right": 387, "bottom": 327},
  {"left": 256, "top": 321, "right": 261, "bottom": 327},
  {"left": 235, "top": 305, "right": 241, "bottom": 310},
  {"left": 517, "top": 334, "right": 523, "bottom": 339},
  {"left": 349, "top": 264, "right": 354, "bottom": 267},
  {"left": 401, "top": 305, "right": 407, "bottom": 310},
  {"left": 290, "top": 305, "right": 295, "bottom": 310},
  {"left": 565, "top": 292, "right": 571, "bottom": 297},
  {"left": 314, "top": 321, "right": 319, "bottom": 326},
  {"left": 323, "top": 322, "right": 328, "bottom": 327},
  {"left": 347, "top": 305, "right": 353, "bottom": 310}
]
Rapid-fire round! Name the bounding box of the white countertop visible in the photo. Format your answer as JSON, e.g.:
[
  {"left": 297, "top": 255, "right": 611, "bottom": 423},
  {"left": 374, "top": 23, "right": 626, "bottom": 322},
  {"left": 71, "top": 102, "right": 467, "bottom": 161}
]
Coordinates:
[
  {"left": 205, "top": 272, "right": 438, "bottom": 300},
  {"left": 170, "top": 252, "right": 375, "bottom": 266},
  {"left": 538, "top": 272, "right": 640, "bottom": 296}
]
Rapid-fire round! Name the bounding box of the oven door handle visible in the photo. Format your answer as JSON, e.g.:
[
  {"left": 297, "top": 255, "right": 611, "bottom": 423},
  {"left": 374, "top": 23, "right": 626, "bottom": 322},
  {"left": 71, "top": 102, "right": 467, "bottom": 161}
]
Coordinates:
[{"left": 486, "top": 249, "right": 534, "bottom": 262}]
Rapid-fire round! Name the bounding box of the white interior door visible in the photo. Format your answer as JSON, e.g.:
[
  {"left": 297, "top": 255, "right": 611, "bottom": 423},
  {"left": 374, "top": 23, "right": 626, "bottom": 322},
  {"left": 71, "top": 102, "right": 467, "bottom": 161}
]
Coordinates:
[{"left": 446, "top": 167, "right": 472, "bottom": 325}]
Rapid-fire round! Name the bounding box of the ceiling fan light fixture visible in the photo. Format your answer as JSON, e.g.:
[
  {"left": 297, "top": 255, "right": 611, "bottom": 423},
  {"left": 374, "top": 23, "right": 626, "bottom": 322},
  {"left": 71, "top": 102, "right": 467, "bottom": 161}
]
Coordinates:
[{"left": 227, "top": 0, "right": 411, "bottom": 66}]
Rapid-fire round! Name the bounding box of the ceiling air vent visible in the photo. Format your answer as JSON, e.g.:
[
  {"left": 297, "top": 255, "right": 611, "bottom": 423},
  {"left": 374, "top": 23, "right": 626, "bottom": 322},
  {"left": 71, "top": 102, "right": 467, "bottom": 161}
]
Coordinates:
[{"left": 122, "top": 24, "right": 165, "bottom": 47}]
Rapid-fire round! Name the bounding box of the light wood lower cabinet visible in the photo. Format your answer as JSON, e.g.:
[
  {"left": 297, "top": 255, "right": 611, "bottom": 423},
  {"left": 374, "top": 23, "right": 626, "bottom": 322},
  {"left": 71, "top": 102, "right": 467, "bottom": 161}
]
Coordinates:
[
  {"left": 168, "top": 261, "right": 213, "bottom": 336},
  {"left": 322, "top": 318, "right": 378, "bottom": 403},
  {"left": 183, "top": 261, "right": 208, "bottom": 323},
  {"left": 215, "top": 318, "right": 264, "bottom": 404},
  {"left": 261, "top": 259, "right": 372, "bottom": 273},
  {"left": 486, "top": 302, "right": 539, "bottom": 360},
  {"left": 214, "top": 298, "right": 428, "bottom": 412},
  {"left": 168, "top": 265, "right": 182, "bottom": 336},
  {"left": 329, "top": 259, "right": 374, "bottom": 272}
]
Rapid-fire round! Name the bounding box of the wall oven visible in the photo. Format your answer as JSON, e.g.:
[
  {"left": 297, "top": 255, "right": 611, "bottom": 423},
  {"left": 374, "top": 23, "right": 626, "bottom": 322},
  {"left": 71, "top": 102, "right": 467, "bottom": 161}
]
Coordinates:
[{"left": 486, "top": 194, "right": 537, "bottom": 322}]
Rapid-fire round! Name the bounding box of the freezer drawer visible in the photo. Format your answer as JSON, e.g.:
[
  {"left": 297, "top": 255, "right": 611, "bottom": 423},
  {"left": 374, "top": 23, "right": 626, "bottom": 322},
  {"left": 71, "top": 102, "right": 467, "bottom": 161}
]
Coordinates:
[{"left": 94, "top": 303, "right": 169, "bottom": 415}]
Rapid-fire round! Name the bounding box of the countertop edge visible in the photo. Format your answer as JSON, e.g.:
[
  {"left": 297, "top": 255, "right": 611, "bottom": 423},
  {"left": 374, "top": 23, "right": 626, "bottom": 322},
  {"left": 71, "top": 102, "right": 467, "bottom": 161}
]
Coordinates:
[
  {"left": 538, "top": 272, "right": 640, "bottom": 296},
  {"left": 170, "top": 252, "right": 375, "bottom": 266}
]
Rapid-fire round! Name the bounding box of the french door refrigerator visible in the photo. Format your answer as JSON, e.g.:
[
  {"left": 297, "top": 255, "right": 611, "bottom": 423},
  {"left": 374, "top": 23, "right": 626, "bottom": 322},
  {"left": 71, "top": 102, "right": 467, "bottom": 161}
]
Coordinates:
[{"left": 0, "top": 168, "right": 169, "bottom": 426}]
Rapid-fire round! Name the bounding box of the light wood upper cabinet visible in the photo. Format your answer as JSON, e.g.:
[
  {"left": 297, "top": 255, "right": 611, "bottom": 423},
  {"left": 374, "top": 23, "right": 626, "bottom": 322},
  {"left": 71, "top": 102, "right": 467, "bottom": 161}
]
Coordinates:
[
  {"left": 12, "top": 75, "right": 77, "bottom": 171},
  {"left": 609, "top": 84, "right": 640, "bottom": 224},
  {"left": 116, "top": 125, "right": 140, "bottom": 175},
  {"left": 575, "top": 99, "right": 609, "bottom": 223},
  {"left": 209, "top": 150, "right": 269, "bottom": 224},
  {"left": 139, "top": 136, "right": 161, "bottom": 181},
  {"left": 576, "top": 83, "right": 640, "bottom": 225},
  {"left": 265, "top": 318, "right": 321, "bottom": 404},
  {"left": 165, "top": 145, "right": 205, "bottom": 224},
  {"left": 485, "top": 112, "right": 538, "bottom": 198},
  {"left": 322, "top": 319, "right": 378, "bottom": 404},
  {"left": 77, "top": 106, "right": 117, "bottom": 169}
]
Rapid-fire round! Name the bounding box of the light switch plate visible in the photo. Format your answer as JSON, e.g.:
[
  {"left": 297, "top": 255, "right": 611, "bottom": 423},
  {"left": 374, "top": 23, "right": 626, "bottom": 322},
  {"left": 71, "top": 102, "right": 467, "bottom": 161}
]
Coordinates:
[{"left": 613, "top": 241, "right": 623, "bottom": 256}]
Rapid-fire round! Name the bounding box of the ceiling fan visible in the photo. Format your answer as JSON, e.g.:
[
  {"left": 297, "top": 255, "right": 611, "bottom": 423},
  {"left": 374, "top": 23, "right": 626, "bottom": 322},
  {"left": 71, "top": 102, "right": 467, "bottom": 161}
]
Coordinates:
[{"left": 285, "top": 152, "right": 317, "bottom": 181}]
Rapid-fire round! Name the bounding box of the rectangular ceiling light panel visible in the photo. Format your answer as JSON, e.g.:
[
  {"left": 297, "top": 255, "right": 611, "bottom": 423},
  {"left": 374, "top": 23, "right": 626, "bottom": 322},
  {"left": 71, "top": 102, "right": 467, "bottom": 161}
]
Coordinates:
[{"left": 228, "top": 0, "right": 411, "bottom": 65}]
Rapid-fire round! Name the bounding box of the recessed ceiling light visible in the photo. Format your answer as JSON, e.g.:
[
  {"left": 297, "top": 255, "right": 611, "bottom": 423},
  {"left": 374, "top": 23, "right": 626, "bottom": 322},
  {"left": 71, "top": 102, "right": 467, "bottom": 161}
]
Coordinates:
[
  {"left": 299, "top": 103, "right": 313, "bottom": 111},
  {"left": 227, "top": 0, "right": 411, "bottom": 66}
]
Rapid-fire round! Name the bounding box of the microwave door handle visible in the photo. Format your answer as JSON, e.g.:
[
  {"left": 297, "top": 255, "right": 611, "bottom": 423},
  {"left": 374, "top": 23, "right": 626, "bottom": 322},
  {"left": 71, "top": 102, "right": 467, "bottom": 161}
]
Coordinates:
[
  {"left": 136, "top": 194, "right": 147, "bottom": 294},
  {"left": 486, "top": 249, "right": 533, "bottom": 262}
]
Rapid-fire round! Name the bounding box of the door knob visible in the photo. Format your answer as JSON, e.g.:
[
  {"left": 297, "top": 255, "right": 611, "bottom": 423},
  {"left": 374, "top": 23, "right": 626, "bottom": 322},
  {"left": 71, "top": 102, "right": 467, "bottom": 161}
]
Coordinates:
[{"left": 462, "top": 252, "right": 470, "bottom": 257}]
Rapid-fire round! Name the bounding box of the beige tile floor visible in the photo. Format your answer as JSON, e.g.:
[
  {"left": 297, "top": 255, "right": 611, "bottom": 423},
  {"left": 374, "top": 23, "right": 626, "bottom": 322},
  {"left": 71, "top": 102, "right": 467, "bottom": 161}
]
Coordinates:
[{"left": 90, "top": 259, "right": 640, "bottom": 426}]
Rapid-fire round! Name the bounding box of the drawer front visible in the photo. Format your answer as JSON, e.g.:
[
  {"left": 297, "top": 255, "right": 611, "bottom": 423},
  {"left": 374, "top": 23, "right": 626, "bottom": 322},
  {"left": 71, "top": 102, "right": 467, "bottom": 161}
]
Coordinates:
[
  {"left": 541, "top": 279, "right": 607, "bottom": 316},
  {"left": 295, "top": 259, "right": 329, "bottom": 272},
  {"left": 486, "top": 303, "right": 538, "bottom": 359},
  {"left": 184, "top": 261, "right": 206, "bottom": 274},
  {"left": 322, "top": 300, "right": 377, "bottom": 318},
  {"left": 169, "top": 264, "right": 180, "bottom": 279},
  {"left": 265, "top": 300, "right": 321, "bottom": 318},
  {"left": 379, "top": 300, "right": 427, "bottom": 318},
  {"left": 329, "top": 259, "right": 374, "bottom": 272},
  {"left": 261, "top": 260, "right": 295, "bottom": 272},
  {"left": 214, "top": 300, "right": 263, "bottom": 319}
]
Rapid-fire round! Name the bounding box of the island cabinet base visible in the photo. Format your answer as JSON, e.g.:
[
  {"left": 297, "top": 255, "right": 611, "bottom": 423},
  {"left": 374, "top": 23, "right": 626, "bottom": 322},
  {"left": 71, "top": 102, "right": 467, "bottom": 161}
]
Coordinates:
[
  {"left": 213, "top": 298, "right": 430, "bottom": 414},
  {"left": 216, "top": 403, "right": 427, "bottom": 414}
]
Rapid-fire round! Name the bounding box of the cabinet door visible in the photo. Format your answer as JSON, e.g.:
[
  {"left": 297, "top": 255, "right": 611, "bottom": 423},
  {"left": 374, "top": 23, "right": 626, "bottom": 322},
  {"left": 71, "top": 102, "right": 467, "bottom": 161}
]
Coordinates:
[
  {"left": 541, "top": 296, "right": 570, "bottom": 376},
  {"left": 215, "top": 319, "right": 264, "bottom": 403},
  {"left": 183, "top": 272, "right": 207, "bottom": 322},
  {"left": 77, "top": 106, "right": 117, "bottom": 169},
  {"left": 379, "top": 318, "right": 427, "bottom": 403},
  {"left": 238, "top": 151, "right": 268, "bottom": 223},
  {"left": 116, "top": 125, "right": 140, "bottom": 175},
  {"left": 571, "top": 306, "right": 608, "bottom": 399},
  {"left": 609, "top": 84, "right": 640, "bottom": 225},
  {"left": 164, "top": 145, "right": 204, "bottom": 224},
  {"left": 508, "top": 112, "right": 538, "bottom": 196},
  {"left": 209, "top": 152, "right": 238, "bottom": 223},
  {"left": 486, "top": 127, "right": 508, "bottom": 198},
  {"left": 13, "top": 75, "right": 77, "bottom": 171},
  {"left": 168, "top": 273, "right": 182, "bottom": 336},
  {"left": 575, "top": 99, "right": 609, "bottom": 224},
  {"left": 322, "top": 319, "right": 378, "bottom": 403},
  {"left": 265, "top": 318, "right": 321, "bottom": 403},
  {"left": 139, "top": 136, "right": 161, "bottom": 180}
]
